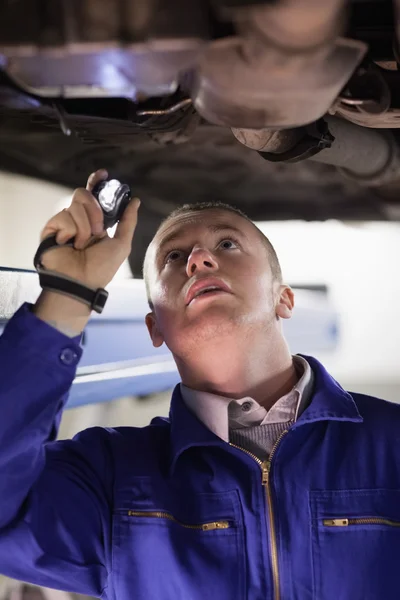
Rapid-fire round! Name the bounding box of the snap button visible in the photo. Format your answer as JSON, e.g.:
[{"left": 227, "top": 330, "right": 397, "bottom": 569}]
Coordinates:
[
  {"left": 59, "top": 348, "right": 78, "bottom": 366},
  {"left": 241, "top": 401, "right": 253, "bottom": 412}
]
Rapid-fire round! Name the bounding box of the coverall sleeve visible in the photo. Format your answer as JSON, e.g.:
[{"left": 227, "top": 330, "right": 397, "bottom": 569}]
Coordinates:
[{"left": 0, "top": 303, "right": 111, "bottom": 598}]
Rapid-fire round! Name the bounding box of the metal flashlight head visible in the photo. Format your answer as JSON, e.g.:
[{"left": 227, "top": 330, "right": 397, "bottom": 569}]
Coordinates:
[{"left": 92, "top": 178, "right": 132, "bottom": 230}]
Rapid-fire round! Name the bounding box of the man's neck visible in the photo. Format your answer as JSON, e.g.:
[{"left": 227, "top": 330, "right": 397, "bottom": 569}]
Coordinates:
[{"left": 174, "top": 331, "right": 298, "bottom": 412}]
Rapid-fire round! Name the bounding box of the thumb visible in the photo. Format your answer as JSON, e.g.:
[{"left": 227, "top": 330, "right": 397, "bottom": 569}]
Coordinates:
[{"left": 113, "top": 197, "right": 141, "bottom": 246}]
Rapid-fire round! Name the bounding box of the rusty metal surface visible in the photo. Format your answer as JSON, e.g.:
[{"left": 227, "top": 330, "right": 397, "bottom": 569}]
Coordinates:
[{"left": 231, "top": 128, "right": 304, "bottom": 153}]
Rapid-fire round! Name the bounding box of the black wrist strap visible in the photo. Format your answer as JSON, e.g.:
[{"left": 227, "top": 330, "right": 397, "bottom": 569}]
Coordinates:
[{"left": 34, "top": 235, "right": 109, "bottom": 314}]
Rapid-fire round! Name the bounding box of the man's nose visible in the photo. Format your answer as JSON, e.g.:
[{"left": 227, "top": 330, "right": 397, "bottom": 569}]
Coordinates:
[{"left": 186, "top": 247, "right": 218, "bottom": 276}]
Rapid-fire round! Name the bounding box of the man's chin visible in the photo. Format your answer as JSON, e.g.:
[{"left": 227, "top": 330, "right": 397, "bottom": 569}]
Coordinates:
[
  {"left": 165, "top": 307, "right": 248, "bottom": 358},
  {"left": 187, "top": 299, "right": 237, "bottom": 318},
  {"left": 181, "top": 306, "right": 240, "bottom": 338}
]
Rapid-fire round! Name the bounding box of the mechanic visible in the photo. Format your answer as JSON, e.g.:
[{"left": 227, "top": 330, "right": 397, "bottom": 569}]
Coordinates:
[{"left": 1, "top": 169, "right": 399, "bottom": 600}]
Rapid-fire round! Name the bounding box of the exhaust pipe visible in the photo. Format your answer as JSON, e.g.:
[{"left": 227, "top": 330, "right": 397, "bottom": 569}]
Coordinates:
[
  {"left": 234, "top": 116, "right": 400, "bottom": 187},
  {"left": 191, "top": 0, "right": 367, "bottom": 129}
]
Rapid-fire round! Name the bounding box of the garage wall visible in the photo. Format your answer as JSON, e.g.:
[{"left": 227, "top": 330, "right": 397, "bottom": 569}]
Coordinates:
[
  {"left": 0, "top": 171, "right": 72, "bottom": 270},
  {"left": 260, "top": 219, "right": 400, "bottom": 385}
]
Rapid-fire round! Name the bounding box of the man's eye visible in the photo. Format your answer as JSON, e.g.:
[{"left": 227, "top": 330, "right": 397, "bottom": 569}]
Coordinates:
[
  {"left": 165, "top": 250, "right": 184, "bottom": 263},
  {"left": 219, "top": 238, "right": 239, "bottom": 250}
]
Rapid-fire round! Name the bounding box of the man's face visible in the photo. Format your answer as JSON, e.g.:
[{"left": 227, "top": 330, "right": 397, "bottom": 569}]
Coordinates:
[{"left": 145, "top": 209, "right": 292, "bottom": 354}]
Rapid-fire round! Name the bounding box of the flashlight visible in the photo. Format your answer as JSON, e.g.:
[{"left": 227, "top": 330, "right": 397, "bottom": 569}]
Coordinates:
[{"left": 92, "top": 178, "right": 132, "bottom": 230}]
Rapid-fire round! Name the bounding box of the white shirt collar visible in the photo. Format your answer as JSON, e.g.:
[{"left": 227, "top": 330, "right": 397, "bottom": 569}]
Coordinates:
[{"left": 180, "top": 355, "right": 313, "bottom": 442}]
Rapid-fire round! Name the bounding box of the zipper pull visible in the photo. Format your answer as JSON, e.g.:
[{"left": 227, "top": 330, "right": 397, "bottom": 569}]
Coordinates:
[
  {"left": 202, "top": 521, "right": 230, "bottom": 531},
  {"left": 262, "top": 460, "right": 271, "bottom": 485},
  {"left": 323, "top": 518, "right": 349, "bottom": 527}
]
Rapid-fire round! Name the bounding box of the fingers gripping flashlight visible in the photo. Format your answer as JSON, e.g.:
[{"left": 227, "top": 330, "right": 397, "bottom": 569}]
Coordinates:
[{"left": 33, "top": 178, "right": 132, "bottom": 313}]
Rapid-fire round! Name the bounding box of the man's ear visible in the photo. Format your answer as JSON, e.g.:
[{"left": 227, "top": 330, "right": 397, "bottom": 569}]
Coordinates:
[
  {"left": 145, "top": 312, "right": 164, "bottom": 348},
  {"left": 275, "top": 285, "right": 294, "bottom": 320}
]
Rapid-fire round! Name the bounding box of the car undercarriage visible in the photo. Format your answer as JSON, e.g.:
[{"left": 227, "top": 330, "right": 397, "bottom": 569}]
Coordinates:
[{"left": 1, "top": 0, "right": 400, "bottom": 275}]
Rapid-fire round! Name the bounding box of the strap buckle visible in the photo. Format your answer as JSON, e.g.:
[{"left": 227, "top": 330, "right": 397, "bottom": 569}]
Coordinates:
[{"left": 91, "top": 288, "right": 109, "bottom": 314}]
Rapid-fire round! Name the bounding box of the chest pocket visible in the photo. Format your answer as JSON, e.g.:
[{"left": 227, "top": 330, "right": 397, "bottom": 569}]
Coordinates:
[
  {"left": 112, "top": 480, "right": 245, "bottom": 600},
  {"left": 310, "top": 489, "right": 400, "bottom": 600}
]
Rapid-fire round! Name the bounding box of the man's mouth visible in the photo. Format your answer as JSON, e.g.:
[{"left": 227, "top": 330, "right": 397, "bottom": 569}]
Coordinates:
[
  {"left": 190, "top": 287, "right": 228, "bottom": 303},
  {"left": 185, "top": 278, "right": 232, "bottom": 306}
]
